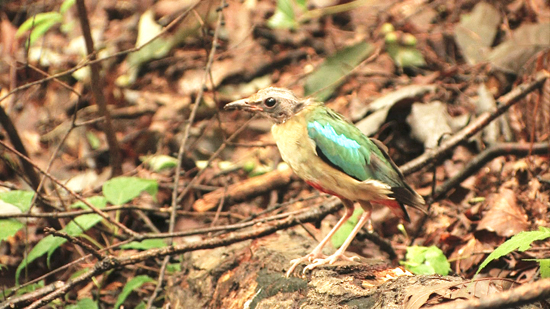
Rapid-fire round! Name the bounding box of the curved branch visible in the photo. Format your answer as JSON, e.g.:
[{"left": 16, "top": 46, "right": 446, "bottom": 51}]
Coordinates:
[
  {"left": 401, "top": 70, "right": 549, "bottom": 175},
  {"left": 430, "top": 142, "right": 550, "bottom": 202}
]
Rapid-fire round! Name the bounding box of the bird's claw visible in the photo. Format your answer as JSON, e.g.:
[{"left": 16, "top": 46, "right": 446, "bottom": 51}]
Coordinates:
[
  {"left": 302, "top": 252, "right": 359, "bottom": 273},
  {"left": 285, "top": 252, "right": 327, "bottom": 277},
  {"left": 286, "top": 250, "right": 362, "bottom": 276}
]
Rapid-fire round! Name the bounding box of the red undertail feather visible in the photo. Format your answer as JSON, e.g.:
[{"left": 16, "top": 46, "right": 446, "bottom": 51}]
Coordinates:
[
  {"left": 305, "top": 181, "right": 416, "bottom": 222},
  {"left": 305, "top": 181, "right": 344, "bottom": 199},
  {"left": 372, "top": 199, "right": 410, "bottom": 222}
]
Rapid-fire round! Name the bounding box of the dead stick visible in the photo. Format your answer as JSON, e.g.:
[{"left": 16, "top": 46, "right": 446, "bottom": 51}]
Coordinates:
[
  {"left": 0, "top": 107, "right": 41, "bottom": 190},
  {"left": 409, "top": 141, "right": 550, "bottom": 244},
  {"left": 44, "top": 227, "right": 104, "bottom": 260},
  {"left": 401, "top": 70, "right": 549, "bottom": 175},
  {"left": 26, "top": 198, "right": 342, "bottom": 309},
  {"left": 210, "top": 71, "right": 549, "bottom": 210},
  {"left": 75, "top": 0, "right": 122, "bottom": 176},
  {"left": 193, "top": 168, "right": 295, "bottom": 212},
  {"left": 429, "top": 278, "right": 550, "bottom": 309},
  {"left": 0, "top": 140, "right": 139, "bottom": 237},
  {"left": 430, "top": 142, "right": 549, "bottom": 202}
]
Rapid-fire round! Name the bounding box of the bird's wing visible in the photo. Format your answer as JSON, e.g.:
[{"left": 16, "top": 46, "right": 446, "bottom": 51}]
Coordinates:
[
  {"left": 305, "top": 106, "right": 425, "bottom": 215},
  {"left": 305, "top": 107, "right": 400, "bottom": 185}
]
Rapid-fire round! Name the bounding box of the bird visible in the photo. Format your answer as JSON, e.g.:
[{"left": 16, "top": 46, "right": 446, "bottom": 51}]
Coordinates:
[{"left": 225, "top": 87, "right": 426, "bottom": 277}]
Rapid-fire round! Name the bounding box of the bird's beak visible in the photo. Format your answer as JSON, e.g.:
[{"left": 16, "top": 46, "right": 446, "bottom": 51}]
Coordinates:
[{"left": 224, "top": 99, "right": 263, "bottom": 112}]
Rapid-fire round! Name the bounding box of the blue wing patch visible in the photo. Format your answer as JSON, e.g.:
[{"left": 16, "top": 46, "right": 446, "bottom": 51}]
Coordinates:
[
  {"left": 307, "top": 121, "right": 361, "bottom": 150},
  {"left": 307, "top": 121, "right": 370, "bottom": 180}
]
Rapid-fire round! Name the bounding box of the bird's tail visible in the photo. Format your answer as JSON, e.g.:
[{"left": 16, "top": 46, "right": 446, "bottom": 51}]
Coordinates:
[
  {"left": 372, "top": 199, "right": 410, "bottom": 222},
  {"left": 373, "top": 187, "right": 426, "bottom": 222},
  {"left": 392, "top": 186, "right": 426, "bottom": 211}
]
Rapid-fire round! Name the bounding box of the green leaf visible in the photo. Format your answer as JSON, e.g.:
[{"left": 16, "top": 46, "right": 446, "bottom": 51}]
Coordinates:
[
  {"left": 402, "top": 246, "right": 450, "bottom": 275},
  {"left": 295, "top": 0, "right": 307, "bottom": 10},
  {"left": 0, "top": 219, "right": 24, "bottom": 242},
  {"left": 60, "top": 0, "right": 76, "bottom": 14},
  {"left": 304, "top": 41, "right": 374, "bottom": 101},
  {"left": 17, "top": 280, "right": 44, "bottom": 295},
  {"left": 15, "top": 214, "right": 103, "bottom": 284},
  {"left": 102, "top": 177, "right": 158, "bottom": 205},
  {"left": 121, "top": 239, "right": 168, "bottom": 250},
  {"left": 386, "top": 44, "right": 426, "bottom": 68},
  {"left": 47, "top": 213, "right": 104, "bottom": 260},
  {"left": 27, "top": 17, "right": 62, "bottom": 46},
  {"left": 114, "top": 275, "right": 156, "bottom": 309},
  {"left": 331, "top": 207, "right": 363, "bottom": 248},
  {"left": 525, "top": 258, "right": 550, "bottom": 279},
  {"left": 141, "top": 155, "right": 178, "bottom": 171},
  {"left": 0, "top": 191, "right": 34, "bottom": 243},
  {"left": 135, "top": 301, "right": 147, "bottom": 309},
  {"left": 16, "top": 11, "right": 64, "bottom": 46},
  {"left": 66, "top": 298, "right": 98, "bottom": 309},
  {"left": 71, "top": 196, "right": 107, "bottom": 210},
  {"left": 16, "top": 234, "right": 61, "bottom": 284},
  {"left": 476, "top": 227, "right": 550, "bottom": 276},
  {"left": 424, "top": 246, "right": 450, "bottom": 276},
  {"left": 166, "top": 263, "right": 181, "bottom": 274},
  {"left": 16, "top": 12, "right": 63, "bottom": 36},
  {"left": 267, "top": 0, "right": 297, "bottom": 29},
  {"left": 86, "top": 131, "right": 101, "bottom": 150},
  {"left": 539, "top": 259, "right": 550, "bottom": 278},
  {"left": 15, "top": 197, "right": 106, "bottom": 284},
  {"left": 0, "top": 190, "right": 34, "bottom": 212}
]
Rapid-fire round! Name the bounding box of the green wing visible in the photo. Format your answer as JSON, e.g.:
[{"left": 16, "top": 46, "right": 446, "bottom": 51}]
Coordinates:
[{"left": 305, "top": 107, "right": 402, "bottom": 187}]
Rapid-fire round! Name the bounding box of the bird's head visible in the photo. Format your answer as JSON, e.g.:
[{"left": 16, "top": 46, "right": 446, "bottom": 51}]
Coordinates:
[{"left": 224, "top": 87, "right": 306, "bottom": 124}]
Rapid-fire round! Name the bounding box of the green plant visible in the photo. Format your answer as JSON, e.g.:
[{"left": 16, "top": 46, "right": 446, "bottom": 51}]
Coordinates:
[
  {"left": 0, "top": 191, "right": 34, "bottom": 242},
  {"left": 16, "top": 0, "right": 76, "bottom": 46},
  {"left": 114, "top": 275, "right": 155, "bottom": 309},
  {"left": 476, "top": 227, "right": 550, "bottom": 277},
  {"left": 331, "top": 207, "right": 364, "bottom": 248},
  {"left": 268, "top": 0, "right": 374, "bottom": 30},
  {"left": 13, "top": 176, "right": 159, "bottom": 284},
  {"left": 268, "top": 0, "right": 307, "bottom": 29},
  {"left": 382, "top": 23, "right": 426, "bottom": 68},
  {"left": 402, "top": 246, "right": 450, "bottom": 275}
]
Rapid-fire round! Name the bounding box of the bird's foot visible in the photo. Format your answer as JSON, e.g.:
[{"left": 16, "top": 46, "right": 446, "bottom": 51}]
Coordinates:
[
  {"left": 302, "top": 251, "right": 360, "bottom": 273},
  {"left": 286, "top": 251, "right": 327, "bottom": 277}
]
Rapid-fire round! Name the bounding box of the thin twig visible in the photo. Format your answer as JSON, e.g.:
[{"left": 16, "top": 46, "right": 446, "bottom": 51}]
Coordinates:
[
  {"left": 401, "top": 70, "right": 549, "bottom": 175},
  {"left": 430, "top": 142, "right": 550, "bottom": 202},
  {"left": 0, "top": 3, "right": 200, "bottom": 106},
  {"left": 44, "top": 227, "right": 104, "bottom": 260},
  {"left": 26, "top": 197, "right": 342, "bottom": 309},
  {"left": 409, "top": 141, "right": 550, "bottom": 244},
  {"left": 0, "top": 140, "right": 139, "bottom": 237},
  {"left": 169, "top": 0, "right": 226, "bottom": 237},
  {"left": 0, "top": 107, "right": 40, "bottom": 190},
  {"left": 152, "top": 1, "right": 227, "bottom": 308},
  {"left": 6, "top": 236, "right": 136, "bottom": 300},
  {"left": 0, "top": 205, "right": 242, "bottom": 220},
  {"left": 429, "top": 278, "right": 550, "bottom": 309},
  {"left": 75, "top": 0, "right": 122, "bottom": 176}
]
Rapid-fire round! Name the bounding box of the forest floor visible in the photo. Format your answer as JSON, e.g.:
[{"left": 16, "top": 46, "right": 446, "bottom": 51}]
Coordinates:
[{"left": 0, "top": 0, "right": 549, "bottom": 308}]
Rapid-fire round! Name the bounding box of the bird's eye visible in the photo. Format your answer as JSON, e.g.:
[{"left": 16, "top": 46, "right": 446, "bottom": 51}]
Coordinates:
[{"left": 264, "top": 97, "right": 277, "bottom": 108}]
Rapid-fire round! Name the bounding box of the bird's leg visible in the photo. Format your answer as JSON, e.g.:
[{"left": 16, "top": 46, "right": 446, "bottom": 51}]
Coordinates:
[
  {"left": 286, "top": 199, "right": 355, "bottom": 277},
  {"left": 303, "top": 202, "right": 372, "bottom": 273}
]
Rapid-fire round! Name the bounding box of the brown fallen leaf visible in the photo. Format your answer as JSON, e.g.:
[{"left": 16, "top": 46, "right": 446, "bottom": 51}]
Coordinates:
[
  {"left": 449, "top": 236, "right": 493, "bottom": 275},
  {"left": 405, "top": 280, "right": 473, "bottom": 309},
  {"left": 477, "top": 188, "right": 529, "bottom": 237}
]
